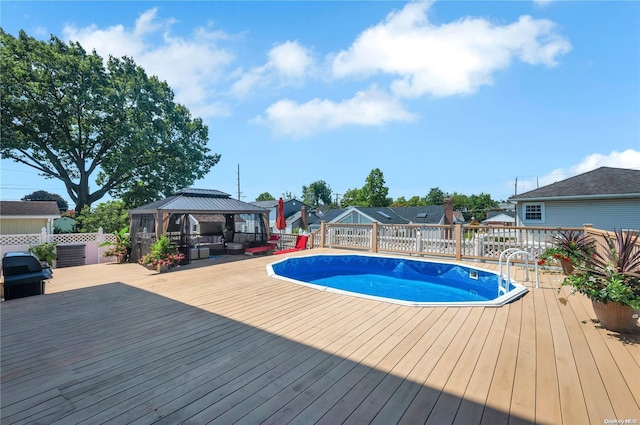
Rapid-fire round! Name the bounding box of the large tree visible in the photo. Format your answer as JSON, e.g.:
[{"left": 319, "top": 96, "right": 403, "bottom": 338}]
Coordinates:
[
  {"left": 1, "top": 30, "right": 220, "bottom": 211},
  {"left": 361, "top": 168, "right": 390, "bottom": 207},
  {"left": 302, "top": 180, "right": 332, "bottom": 208}
]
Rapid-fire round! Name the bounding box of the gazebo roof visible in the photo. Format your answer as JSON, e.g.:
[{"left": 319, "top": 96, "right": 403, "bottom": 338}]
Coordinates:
[{"left": 129, "top": 188, "right": 266, "bottom": 216}]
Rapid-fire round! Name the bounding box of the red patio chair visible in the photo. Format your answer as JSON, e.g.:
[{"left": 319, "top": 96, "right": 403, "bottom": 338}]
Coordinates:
[{"left": 273, "top": 235, "right": 308, "bottom": 255}]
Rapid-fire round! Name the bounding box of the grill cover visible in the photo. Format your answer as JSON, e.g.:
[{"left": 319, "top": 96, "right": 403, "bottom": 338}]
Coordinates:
[{"left": 2, "top": 252, "right": 52, "bottom": 300}]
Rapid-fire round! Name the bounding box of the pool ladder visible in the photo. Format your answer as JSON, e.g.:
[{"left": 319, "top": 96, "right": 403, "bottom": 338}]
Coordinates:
[{"left": 498, "top": 249, "right": 539, "bottom": 296}]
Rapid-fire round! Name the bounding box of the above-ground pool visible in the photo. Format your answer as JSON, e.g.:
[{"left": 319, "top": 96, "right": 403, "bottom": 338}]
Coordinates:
[{"left": 267, "top": 254, "right": 528, "bottom": 307}]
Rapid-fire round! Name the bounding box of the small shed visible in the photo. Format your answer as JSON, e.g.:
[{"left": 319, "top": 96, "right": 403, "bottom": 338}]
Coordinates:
[
  {"left": 0, "top": 201, "right": 60, "bottom": 234},
  {"left": 128, "top": 188, "right": 268, "bottom": 263}
]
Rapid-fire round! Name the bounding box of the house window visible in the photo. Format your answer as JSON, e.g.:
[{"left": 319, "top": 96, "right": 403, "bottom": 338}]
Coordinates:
[{"left": 524, "top": 203, "right": 544, "bottom": 221}]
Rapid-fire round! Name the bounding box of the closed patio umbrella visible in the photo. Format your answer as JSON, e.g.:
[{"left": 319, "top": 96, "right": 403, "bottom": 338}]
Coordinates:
[{"left": 276, "top": 198, "right": 286, "bottom": 248}]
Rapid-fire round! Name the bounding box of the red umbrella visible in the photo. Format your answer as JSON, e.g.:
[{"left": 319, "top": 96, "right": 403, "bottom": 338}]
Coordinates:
[
  {"left": 276, "top": 198, "right": 286, "bottom": 249},
  {"left": 276, "top": 198, "right": 286, "bottom": 231}
]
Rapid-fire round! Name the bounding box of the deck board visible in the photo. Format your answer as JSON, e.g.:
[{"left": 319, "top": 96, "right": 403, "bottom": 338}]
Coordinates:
[
  {"left": 533, "top": 287, "right": 562, "bottom": 425},
  {"left": 2, "top": 248, "right": 639, "bottom": 424}
]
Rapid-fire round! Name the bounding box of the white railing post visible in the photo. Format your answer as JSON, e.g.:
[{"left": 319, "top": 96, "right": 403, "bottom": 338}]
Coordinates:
[{"left": 40, "top": 227, "right": 48, "bottom": 244}]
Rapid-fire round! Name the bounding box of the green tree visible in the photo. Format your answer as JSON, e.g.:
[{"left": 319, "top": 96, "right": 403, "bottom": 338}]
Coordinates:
[
  {"left": 406, "top": 195, "right": 426, "bottom": 206},
  {"left": 281, "top": 191, "right": 298, "bottom": 200},
  {"left": 340, "top": 188, "right": 362, "bottom": 208},
  {"left": 361, "top": 168, "right": 390, "bottom": 207},
  {"left": 390, "top": 196, "right": 409, "bottom": 207},
  {"left": 302, "top": 180, "right": 332, "bottom": 207},
  {"left": 425, "top": 187, "right": 447, "bottom": 206},
  {"left": 75, "top": 200, "right": 129, "bottom": 233},
  {"left": 22, "top": 190, "right": 68, "bottom": 212},
  {"left": 1, "top": 30, "right": 220, "bottom": 212},
  {"left": 466, "top": 193, "right": 498, "bottom": 220},
  {"left": 255, "top": 192, "right": 275, "bottom": 201}
]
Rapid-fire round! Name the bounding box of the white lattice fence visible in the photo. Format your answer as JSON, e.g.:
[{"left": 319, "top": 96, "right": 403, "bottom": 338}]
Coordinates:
[
  {"left": 1, "top": 228, "right": 117, "bottom": 267},
  {"left": 0, "top": 234, "right": 42, "bottom": 246}
]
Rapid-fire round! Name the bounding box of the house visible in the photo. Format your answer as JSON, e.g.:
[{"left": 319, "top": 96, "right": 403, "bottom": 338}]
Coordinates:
[
  {"left": 325, "top": 199, "right": 464, "bottom": 226},
  {"left": 482, "top": 211, "right": 515, "bottom": 226},
  {"left": 308, "top": 208, "right": 345, "bottom": 231},
  {"left": 251, "top": 199, "right": 313, "bottom": 233},
  {"left": 0, "top": 200, "right": 60, "bottom": 235},
  {"left": 508, "top": 166, "right": 640, "bottom": 231}
]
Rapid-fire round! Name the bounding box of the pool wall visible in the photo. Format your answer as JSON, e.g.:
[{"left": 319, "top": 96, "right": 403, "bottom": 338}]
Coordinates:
[{"left": 267, "top": 253, "right": 528, "bottom": 307}]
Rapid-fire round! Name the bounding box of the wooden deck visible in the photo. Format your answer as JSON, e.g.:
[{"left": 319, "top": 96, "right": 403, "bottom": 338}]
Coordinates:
[{"left": 2, "top": 249, "right": 639, "bottom": 424}]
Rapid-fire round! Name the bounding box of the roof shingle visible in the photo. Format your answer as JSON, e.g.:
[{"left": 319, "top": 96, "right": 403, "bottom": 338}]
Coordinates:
[
  {"left": 509, "top": 167, "right": 640, "bottom": 200},
  {"left": 0, "top": 201, "right": 60, "bottom": 217}
]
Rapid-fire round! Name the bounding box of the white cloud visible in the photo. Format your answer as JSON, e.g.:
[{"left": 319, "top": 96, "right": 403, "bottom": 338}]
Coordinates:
[
  {"left": 62, "top": 8, "right": 233, "bottom": 118},
  {"left": 519, "top": 149, "right": 640, "bottom": 191},
  {"left": 232, "top": 41, "right": 314, "bottom": 97},
  {"left": 331, "top": 1, "right": 571, "bottom": 98},
  {"left": 269, "top": 41, "right": 314, "bottom": 78},
  {"left": 252, "top": 87, "right": 416, "bottom": 138}
]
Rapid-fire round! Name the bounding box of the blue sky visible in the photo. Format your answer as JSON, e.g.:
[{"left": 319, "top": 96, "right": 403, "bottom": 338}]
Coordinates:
[{"left": 2, "top": 0, "right": 639, "bottom": 207}]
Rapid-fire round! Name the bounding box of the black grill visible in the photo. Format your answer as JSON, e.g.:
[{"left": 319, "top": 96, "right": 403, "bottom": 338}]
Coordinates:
[{"left": 2, "top": 252, "right": 53, "bottom": 300}]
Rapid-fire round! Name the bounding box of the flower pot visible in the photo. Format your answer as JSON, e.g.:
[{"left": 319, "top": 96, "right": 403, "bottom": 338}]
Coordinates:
[
  {"left": 560, "top": 259, "right": 574, "bottom": 275},
  {"left": 591, "top": 300, "right": 639, "bottom": 333},
  {"left": 157, "top": 264, "right": 170, "bottom": 273}
]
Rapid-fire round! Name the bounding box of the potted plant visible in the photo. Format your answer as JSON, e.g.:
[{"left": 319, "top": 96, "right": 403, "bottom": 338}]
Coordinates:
[
  {"left": 99, "top": 226, "right": 131, "bottom": 263},
  {"left": 138, "top": 236, "right": 185, "bottom": 272},
  {"left": 561, "top": 229, "right": 640, "bottom": 333},
  {"left": 28, "top": 242, "right": 57, "bottom": 267},
  {"left": 537, "top": 230, "right": 595, "bottom": 274}
]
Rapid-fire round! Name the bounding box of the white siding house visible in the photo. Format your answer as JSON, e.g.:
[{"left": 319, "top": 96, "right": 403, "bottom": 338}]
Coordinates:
[{"left": 509, "top": 167, "right": 640, "bottom": 231}]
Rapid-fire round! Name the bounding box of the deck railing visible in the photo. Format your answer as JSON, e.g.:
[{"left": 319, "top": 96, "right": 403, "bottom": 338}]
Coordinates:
[
  {"left": 583, "top": 226, "right": 640, "bottom": 260},
  {"left": 308, "top": 222, "right": 590, "bottom": 264},
  {"left": 5, "top": 224, "right": 634, "bottom": 268}
]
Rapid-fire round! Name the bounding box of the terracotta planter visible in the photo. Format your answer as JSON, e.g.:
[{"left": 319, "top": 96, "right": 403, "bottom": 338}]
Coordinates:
[
  {"left": 560, "top": 259, "right": 574, "bottom": 275},
  {"left": 591, "top": 300, "right": 639, "bottom": 333}
]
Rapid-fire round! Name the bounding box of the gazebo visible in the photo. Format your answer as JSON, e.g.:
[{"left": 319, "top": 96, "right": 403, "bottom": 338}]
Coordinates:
[{"left": 128, "top": 188, "right": 268, "bottom": 263}]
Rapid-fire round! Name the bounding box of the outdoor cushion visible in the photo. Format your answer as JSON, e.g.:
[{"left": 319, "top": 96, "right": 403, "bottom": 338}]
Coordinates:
[{"left": 245, "top": 245, "right": 273, "bottom": 255}]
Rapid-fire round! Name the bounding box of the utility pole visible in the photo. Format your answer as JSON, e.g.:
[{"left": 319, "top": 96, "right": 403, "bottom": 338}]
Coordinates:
[
  {"left": 514, "top": 177, "right": 518, "bottom": 196},
  {"left": 237, "top": 164, "right": 242, "bottom": 200},
  {"left": 334, "top": 193, "right": 341, "bottom": 207}
]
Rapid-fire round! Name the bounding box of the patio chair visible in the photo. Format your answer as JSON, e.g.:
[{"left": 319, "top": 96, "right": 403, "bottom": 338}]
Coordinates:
[{"left": 273, "top": 234, "right": 308, "bottom": 255}]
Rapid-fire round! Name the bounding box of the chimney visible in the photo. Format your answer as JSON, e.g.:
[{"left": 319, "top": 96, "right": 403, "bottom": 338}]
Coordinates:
[{"left": 444, "top": 197, "right": 453, "bottom": 225}]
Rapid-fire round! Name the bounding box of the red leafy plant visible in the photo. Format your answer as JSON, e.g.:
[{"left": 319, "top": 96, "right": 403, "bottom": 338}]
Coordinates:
[{"left": 561, "top": 229, "right": 640, "bottom": 310}]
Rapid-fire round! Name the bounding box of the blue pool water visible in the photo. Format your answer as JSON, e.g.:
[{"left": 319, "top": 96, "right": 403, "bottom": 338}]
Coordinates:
[{"left": 267, "top": 254, "right": 528, "bottom": 307}]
